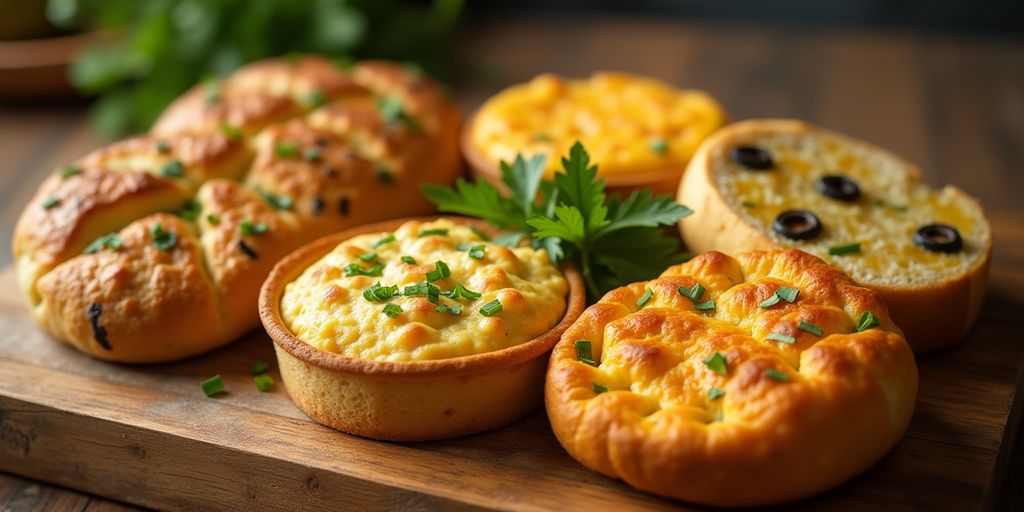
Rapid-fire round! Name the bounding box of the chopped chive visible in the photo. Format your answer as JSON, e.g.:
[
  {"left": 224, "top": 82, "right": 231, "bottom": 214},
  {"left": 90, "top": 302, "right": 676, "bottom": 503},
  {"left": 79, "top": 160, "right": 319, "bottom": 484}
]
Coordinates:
[
  {"left": 857, "top": 311, "right": 879, "bottom": 332},
  {"left": 303, "top": 147, "right": 322, "bottom": 162},
  {"left": 363, "top": 282, "right": 399, "bottom": 302},
  {"left": 828, "top": 242, "right": 862, "bottom": 256},
  {"left": 206, "top": 213, "right": 220, "bottom": 225},
  {"left": 201, "top": 375, "right": 225, "bottom": 397},
  {"left": 160, "top": 159, "right": 185, "bottom": 178},
  {"left": 371, "top": 233, "right": 395, "bottom": 248},
  {"left": 470, "top": 226, "right": 491, "bottom": 241},
  {"left": 274, "top": 142, "right": 298, "bottom": 158},
  {"left": 375, "top": 168, "right": 393, "bottom": 184},
  {"left": 250, "top": 361, "right": 270, "bottom": 375},
  {"left": 155, "top": 140, "right": 171, "bottom": 154},
  {"left": 254, "top": 374, "right": 275, "bottom": 392},
  {"left": 777, "top": 287, "right": 799, "bottom": 303},
  {"left": 376, "top": 96, "right": 419, "bottom": 131},
  {"left": 240, "top": 220, "right": 268, "bottom": 236},
  {"left": 798, "top": 321, "right": 824, "bottom": 336},
  {"left": 636, "top": 288, "right": 654, "bottom": 308},
  {"left": 766, "top": 332, "right": 797, "bottom": 344},
  {"left": 403, "top": 281, "right": 441, "bottom": 303},
  {"left": 694, "top": 299, "right": 716, "bottom": 311},
  {"left": 84, "top": 233, "right": 123, "bottom": 254},
  {"left": 479, "top": 299, "right": 503, "bottom": 316},
  {"left": 740, "top": 201, "right": 756, "bottom": 208},
  {"left": 765, "top": 368, "right": 789, "bottom": 382},
  {"left": 359, "top": 251, "right": 377, "bottom": 263},
  {"left": 59, "top": 165, "right": 81, "bottom": 179},
  {"left": 759, "top": 294, "right": 781, "bottom": 308},
  {"left": 41, "top": 197, "right": 60, "bottom": 209},
  {"left": 467, "top": 244, "right": 486, "bottom": 260},
  {"left": 177, "top": 200, "right": 202, "bottom": 220},
  {"left": 382, "top": 303, "right": 403, "bottom": 318},
  {"left": 305, "top": 89, "right": 327, "bottom": 108},
  {"left": 677, "top": 283, "right": 705, "bottom": 301},
  {"left": 419, "top": 228, "right": 449, "bottom": 238},
  {"left": 574, "top": 339, "right": 597, "bottom": 366},
  {"left": 707, "top": 387, "right": 725, "bottom": 401},
  {"left": 261, "top": 191, "right": 293, "bottom": 210},
  {"left": 650, "top": 138, "right": 668, "bottom": 155},
  {"left": 444, "top": 283, "right": 481, "bottom": 301},
  {"left": 425, "top": 260, "right": 451, "bottom": 282},
  {"left": 443, "top": 304, "right": 463, "bottom": 315},
  {"left": 703, "top": 352, "right": 728, "bottom": 376},
  {"left": 150, "top": 223, "right": 178, "bottom": 251},
  {"left": 401, "top": 255, "right": 416, "bottom": 264},
  {"left": 343, "top": 263, "right": 383, "bottom": 277},
  {"left": 220, "top": 122, "right": 243, "bottom": 141},
  {"left": 591, "top": 382, "right": 608, "bottom": 394}
]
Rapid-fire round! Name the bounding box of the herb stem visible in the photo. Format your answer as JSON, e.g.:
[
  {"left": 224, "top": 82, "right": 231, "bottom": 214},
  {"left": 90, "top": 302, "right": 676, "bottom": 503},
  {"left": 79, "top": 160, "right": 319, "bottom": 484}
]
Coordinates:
[{"left": 580, "top": 247, "right": 601, "bottom": 301}]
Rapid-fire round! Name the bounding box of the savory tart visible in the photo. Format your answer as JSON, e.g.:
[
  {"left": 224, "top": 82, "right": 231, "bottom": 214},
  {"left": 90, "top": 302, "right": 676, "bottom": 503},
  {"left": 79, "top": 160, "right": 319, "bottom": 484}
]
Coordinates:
[
  {"left": 14, "top": 55, "right": 462, "bottom": 362},
  {"left": 545, "top": 250, "right": 918, "bottom": 507},
  {"left": 678, "top": 119, "right": 991, "bottom": 352},
  {"left": 464, "top": 72, "right": 725, "bottom": 193},
  {"left": 261, "top": 217, "right": 585, "bottom": 441}
]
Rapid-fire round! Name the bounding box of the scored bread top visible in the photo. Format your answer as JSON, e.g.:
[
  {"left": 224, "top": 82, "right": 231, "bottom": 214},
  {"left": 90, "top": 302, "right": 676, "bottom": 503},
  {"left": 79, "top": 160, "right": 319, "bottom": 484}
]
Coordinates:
[
  {"left": 707, "top": 120, "right": 989, "bottom": 288},
  {"left": 544, "top": 249, "right": 918, "bottom": 507},
  {"left": 13, "top": 56, "right": 461, "bottom": 362}
]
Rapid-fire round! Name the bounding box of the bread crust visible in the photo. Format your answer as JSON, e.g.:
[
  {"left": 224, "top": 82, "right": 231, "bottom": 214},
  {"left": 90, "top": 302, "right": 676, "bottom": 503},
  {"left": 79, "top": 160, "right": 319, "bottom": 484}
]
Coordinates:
[
  {"left": 545, "top": 250, "right": 918, "bottom": 507},
  {"left": 677, "top": 119, "right": 991, "bottom": 352},
  {"left": 260, "top": 216, "right": 586, "bottom": 441},
  {"left": 14, "top": 56, "right": 462, "bottom": 362}
]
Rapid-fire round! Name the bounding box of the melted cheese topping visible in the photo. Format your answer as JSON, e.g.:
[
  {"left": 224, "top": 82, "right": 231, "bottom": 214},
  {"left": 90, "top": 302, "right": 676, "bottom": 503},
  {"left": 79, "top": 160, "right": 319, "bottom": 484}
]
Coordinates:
[
  {"left": 714, "top": 132, "right": 989, "bottom": 286},
  {"left": 471, "top": 72, "right": 725, "bottom": 176},
  {"left": 281, "top": 219, "right": 568, "bottom": 361}
]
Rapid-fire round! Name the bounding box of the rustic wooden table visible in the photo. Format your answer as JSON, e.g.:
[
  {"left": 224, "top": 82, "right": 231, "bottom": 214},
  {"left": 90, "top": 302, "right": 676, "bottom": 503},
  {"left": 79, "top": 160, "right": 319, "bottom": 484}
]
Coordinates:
[{"left": 1, "top": 14, "right": 1021, "bottom": 511}]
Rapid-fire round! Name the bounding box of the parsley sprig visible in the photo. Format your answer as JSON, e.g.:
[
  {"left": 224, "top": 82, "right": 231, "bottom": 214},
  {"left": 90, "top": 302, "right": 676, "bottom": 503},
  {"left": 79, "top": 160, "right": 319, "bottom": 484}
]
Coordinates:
[{"left": 422, "top": 142, "right": 693, "bottom": 300}]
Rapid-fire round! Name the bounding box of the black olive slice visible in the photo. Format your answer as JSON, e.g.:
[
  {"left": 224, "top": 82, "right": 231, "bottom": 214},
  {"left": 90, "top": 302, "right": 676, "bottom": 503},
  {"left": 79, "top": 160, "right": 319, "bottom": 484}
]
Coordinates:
[
  {"left": 817, "top": 175, "right": 861, "bottom": 202},
  {"left": 913, "top": 224, "right": 963, "bottom": 253},
  {"left": 773, "top": 210, "right": 822, "bottom": 240},
  {"left": 730, "top": 146, "right": 773, "bottom": 170}
]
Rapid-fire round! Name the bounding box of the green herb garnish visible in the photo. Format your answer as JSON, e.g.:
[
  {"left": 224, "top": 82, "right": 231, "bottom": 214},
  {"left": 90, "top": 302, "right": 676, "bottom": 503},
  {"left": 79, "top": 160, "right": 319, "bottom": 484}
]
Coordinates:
[
  {"left": 765, "top": 368, "right": 789, "bottom": 382},
  {"left": 470, "top": 226, "right": 491, "bottom": 241},
  {"left": 240, "top": 220, "right": 268, "bottom": 236},
  {"left": 201, "top": 375, "right": 224, "bottom": 397},
  {"left": 828, "top": 243, "right": 862, "bottom": 256},
  {"left": 155, "top": 140, "right": 171, "bottom": 153},
  {"left": 740, "top": 201, "right": 756, "bottom": 208},
  {"left": 650, "top": 138, "right": 668, "bottom": 154},
  {"left": 678, "top": 283, "right": 705, "bottom": 301},
  {"left": 703, "top": 352, "right": 728, "bottom": 376},
  {"left": 708, "top": 387, "right": 725, "bottom": 401},
  {"left": 479, "top": 299, "right": 503, "bottom": 316},
  {"left": 274, "top": 142, "right": 298, "bottom": 158},
  {"left": 206, "top": 214, "right": 219, "bottom": 225},
  {"left": 59, "top": 165, "right": 81, "bottom": 179},
  {"left": 303, "top": 147, "right": 322, "bottom": 162},
  {"left": 84, "top": 233, "right": 123, "bottom": 254},
  {"left": 404, "top": 281, "right": 441, "bottom": 303},
  {"left": 435, "top": 304, "right": 462, "bottom": 315},
  {"left": 401, "top": 255, "right": 416, "bottom": 264},
  {"left": 759, "top": 294, "right": 781, "bottom": 308},
  {"left": 422, "top": 142, "right": 694, "bottom": 301},
  {"left": 419, "top": 228, "right": 449, "bottom": 238},
  {"left": 254, "top": 374, "right": 275, "bottom": 392},
  {"left": 382, "top": 303, "right": 403, "bottom": 318},
  {"left": 592, "top": 382, "right": 608, "bottom": 394},
  {"left": 766, "top": 332, "right": 796, "bottom": 344},
  {"left": 574, "top": 339, "right": 597, "bottom": 366},
  {"left": 636, "top": 288, "right": 653, "bottom": 308},
  {"left": 371, "top": 234, "right": 395, "bottom": 248},
  {"left": 760, "top": 286, "right": 799, "bottom": 308},
  {"left": 250, "top": 361, "right": 270, "bottom": 375},
  {"left": 305, "top": 89, "right": 327, "bottom": 108},
  {"left": 343, "top": 263, "right": 383, "bottom": 277},
  {"left": 359, "top": 251, "right": 377, "bottom": 263},
  {"left": 363, "top": 282, "right": 399, "bottom": 302},
  {"left": 177, "top": 200, "right": 201, "bottom": 220},
  {"left": 376, "top": 168, "right": 393, "bottom": 184},
  {"left": 857, "top": 311, "right": 879, "bottom": 332},
  {"left": 444, "top": 283, "right": 481, "bottom": 301},
  {"left": 798, "top": 321, "right": 823, "bottom": 336},
  {"left": 261, "top": 191, "right": 293, "bottom": 210},
  {"left": 150, "top": 223, "right": 178, "bottom": 251},
  {"left": 425, "top": 260, "right": 451, "bottom": 282},
  {"left": 466, "top": 244, "right": 486, "bottom": 260},
  {"left": 694, "top": 299, "right": 716, "bottom": 311},
  {"left": 377, "top": 96, "right": 419, "bottom": 131},
  {"left": 220, "top": 123, "right": 243, "bottom": 141},
  {"left": 42, "top": 197, "right": 60, "bottom": 209},
  {"left": 160, "top": 159, "right": 184, "bottom": 178}
]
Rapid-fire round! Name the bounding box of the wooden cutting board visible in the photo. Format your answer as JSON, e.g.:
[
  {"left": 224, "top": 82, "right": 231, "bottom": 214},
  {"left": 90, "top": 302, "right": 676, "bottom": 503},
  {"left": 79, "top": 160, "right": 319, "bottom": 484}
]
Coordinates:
[{"left": 1, "top": 214, "right": 1022, "bottom": 511}]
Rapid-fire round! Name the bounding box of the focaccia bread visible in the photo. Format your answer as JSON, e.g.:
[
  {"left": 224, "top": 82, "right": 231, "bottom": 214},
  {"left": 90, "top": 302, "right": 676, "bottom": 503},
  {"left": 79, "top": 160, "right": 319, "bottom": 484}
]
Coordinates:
[
  {"left": 678, "top": 119, "right": 991, "bottom": 352},
  {"left": 14, "top": 56, "right": 461, "bottom": 362},
  {"left": 545, "top": 250, "right": 918, "bottom": 507}
]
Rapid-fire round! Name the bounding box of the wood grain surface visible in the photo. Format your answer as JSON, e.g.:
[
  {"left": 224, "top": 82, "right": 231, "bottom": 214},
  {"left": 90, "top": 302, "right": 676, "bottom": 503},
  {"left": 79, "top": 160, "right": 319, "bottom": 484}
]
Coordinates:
[{"left": 1, "top": 14, "right": 1022, "bottom": 512}]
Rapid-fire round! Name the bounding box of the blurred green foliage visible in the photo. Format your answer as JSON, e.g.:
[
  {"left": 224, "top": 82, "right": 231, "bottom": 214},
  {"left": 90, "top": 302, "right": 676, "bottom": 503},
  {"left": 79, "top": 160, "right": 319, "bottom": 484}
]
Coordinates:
[{"left": 47, "top": 0, "right": 464, "bottom": 137}]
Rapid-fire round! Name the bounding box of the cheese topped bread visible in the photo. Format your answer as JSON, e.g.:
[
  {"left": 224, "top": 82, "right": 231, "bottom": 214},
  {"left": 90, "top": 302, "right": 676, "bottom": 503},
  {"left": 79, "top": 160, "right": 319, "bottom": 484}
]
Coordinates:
[
  {"left": 545, "top": 250, "right": 918, "bottom": 507},
  {"left": 678, "top": 119, "right": 991, "bottom": 352},
  {"left": 465, "top": 72, "right": 725, "bottom": 192},
  {"left": 14, "top": 56, "right": 461, "bottom": 362},
  {"left": 280, "top": 219, "right": 568, "bottom": 361}
]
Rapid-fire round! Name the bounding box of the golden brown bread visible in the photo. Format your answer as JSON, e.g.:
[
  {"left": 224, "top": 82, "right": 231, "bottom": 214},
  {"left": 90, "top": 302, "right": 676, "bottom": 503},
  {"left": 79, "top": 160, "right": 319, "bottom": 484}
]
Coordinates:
[
  {"left": 677, "top": 119, "right": 991, "bottom": 352},
  {"left": 14, "top": 56, "right": 461, "bottom": 362},
  {"left": 545, "top": 250, "right": 918, "bottom": 507}
]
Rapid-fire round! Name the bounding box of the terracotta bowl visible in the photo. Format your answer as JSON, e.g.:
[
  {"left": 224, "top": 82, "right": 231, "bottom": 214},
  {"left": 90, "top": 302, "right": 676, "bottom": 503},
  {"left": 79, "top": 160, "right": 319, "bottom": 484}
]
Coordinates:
[
  {"left": 259, "top": 215, "right": 586, "bottom": 441},
  {"left": 461, "top": 113, "right": 685, "bottom": 196}
]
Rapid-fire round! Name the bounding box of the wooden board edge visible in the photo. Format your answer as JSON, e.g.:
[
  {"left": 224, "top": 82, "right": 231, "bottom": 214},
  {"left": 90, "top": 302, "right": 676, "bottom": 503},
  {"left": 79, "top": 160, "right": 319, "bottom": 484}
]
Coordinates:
[{"left": 984, "top": 353, "right": 1024, "bottom": 511}]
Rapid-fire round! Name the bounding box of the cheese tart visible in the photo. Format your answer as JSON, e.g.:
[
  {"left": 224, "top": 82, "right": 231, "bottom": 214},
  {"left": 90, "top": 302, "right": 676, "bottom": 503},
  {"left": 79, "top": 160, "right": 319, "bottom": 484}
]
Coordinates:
[
  {"left": 677, "top": 119, "right": 991, "bottom": 352},
  {"left": 261, "top": 217, "right": 585, "bottom": 441}
]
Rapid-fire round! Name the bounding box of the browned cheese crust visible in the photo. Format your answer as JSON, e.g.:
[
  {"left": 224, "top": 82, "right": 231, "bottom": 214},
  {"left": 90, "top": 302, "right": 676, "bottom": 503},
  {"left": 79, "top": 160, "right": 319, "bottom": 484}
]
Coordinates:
[
  {"left": 545, "top": 250, "right": 918, "bottom": 507},
  {"left": 13, "top": 56, "right": 462, "bottom": 362}
]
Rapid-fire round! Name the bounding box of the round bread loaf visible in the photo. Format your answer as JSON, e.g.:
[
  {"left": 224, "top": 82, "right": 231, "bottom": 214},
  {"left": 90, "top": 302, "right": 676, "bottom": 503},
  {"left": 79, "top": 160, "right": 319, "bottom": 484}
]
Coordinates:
[
  {"left": 13, "top": 56, "right": 461, "bottom": 362},
  {"left": 677, "top": 119, "right": 991, "bottom": 353},
  {"left": 545, "top": 249, "right": 918, "bottom": 507}
]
